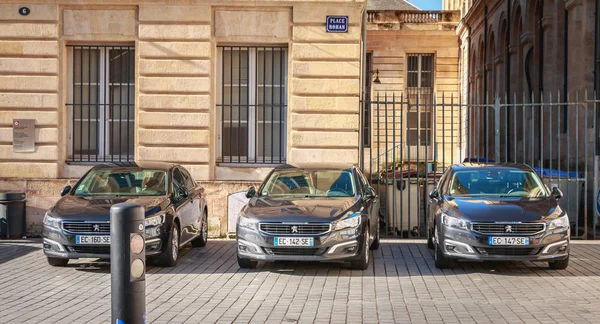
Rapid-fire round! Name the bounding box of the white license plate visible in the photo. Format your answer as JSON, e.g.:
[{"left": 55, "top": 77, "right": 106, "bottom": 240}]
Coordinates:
[
  {"left": 76, "top": 235, "right": 110, "bottom": 245},
  {"left": 274, "top": 237, "right": 314, "bottom": 246},
  {"left": 488, "top": 237, "right": 529, "bottom": 245}
]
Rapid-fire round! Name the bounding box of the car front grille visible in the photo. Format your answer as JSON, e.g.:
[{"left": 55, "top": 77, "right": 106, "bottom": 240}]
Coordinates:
[
  {"left": 259, "top": 223, "right": 330, "bottom": 235},
  {"left": 67, "top": 246, "right": 111, "bottom": 255},
  {"left": 264, "top": 247, "right": 323, "bottom": 256},
  {"left": 63, "top": 222, "right": 110, "bottom": 233},
  {"left": 471, "top": 223, "right": 545, "bottom": 235},
  {"left": 477, "top": 247, "right": 539, "bottom": 256}
]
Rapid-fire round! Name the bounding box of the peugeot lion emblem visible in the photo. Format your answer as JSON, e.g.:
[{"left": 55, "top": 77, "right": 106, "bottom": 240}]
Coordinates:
[
  {"left": 504, "top": 225, "right": 513, "bottom": 233},
  {"left": 291, "top": 225, "right": 299, "bottom": 234},
  {"left": 93, "top": 224, "right": 101, "bottom": 232}
]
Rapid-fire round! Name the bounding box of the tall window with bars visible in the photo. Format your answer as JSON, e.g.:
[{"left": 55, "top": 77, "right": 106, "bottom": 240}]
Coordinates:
[
  {"left": 67, "top": 45, "right": 135, "bottom": 163},
  {"left": 406, "top": 53, "right": 434, "bottom": 146},
  {"left": 217, "top": 46, "right": 288, "bottom": 164}
]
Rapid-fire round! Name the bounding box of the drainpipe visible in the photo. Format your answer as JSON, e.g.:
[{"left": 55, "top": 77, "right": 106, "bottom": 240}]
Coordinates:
[
  {"left": 484, "top": 5, "right": 488, "bottom": 158},
  {"left": 538, "top": 0, "right": 544, "bottom": 97},
  {"left": 360, "top": 6, "right": 367, "bottom": 170}
]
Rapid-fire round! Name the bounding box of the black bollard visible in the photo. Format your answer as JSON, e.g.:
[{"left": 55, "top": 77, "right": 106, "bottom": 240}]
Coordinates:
[{"left": 110, "top": 202, "right": 146, "bottom": 324}]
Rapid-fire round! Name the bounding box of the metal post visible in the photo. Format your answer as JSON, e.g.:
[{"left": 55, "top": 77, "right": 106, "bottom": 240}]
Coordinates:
[
  {"left": 494, "top": 97, "right": 501, "bottom": 162},
  {"left": 111, "top": 203, "right": 146, "bottom": 324}
]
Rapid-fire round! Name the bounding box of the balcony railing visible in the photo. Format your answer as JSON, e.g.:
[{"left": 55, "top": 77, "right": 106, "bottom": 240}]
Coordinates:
[{"left": 367, "top": 10, "right": 460, "bottom": 24}]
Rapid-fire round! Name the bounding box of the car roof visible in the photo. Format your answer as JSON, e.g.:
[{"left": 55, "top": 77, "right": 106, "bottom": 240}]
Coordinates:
[
  {"left": 452, "top": 162, "right": 534, "bottom": 171},
  {"left": 90, "top": 161, "right": 177, "bottom": 171},
  {"left": 273, "top": 163, "right": 357, "bottom": 171}
]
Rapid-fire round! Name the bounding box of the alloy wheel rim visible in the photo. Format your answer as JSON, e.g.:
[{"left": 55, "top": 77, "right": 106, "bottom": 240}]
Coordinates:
[{"left": 172, "top": 227, "right": 178, "bottom": 260}]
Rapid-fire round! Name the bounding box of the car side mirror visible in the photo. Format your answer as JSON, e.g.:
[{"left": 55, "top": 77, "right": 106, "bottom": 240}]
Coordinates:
[
  {"left": 365, "top": 187, "right": 376, "bottom": 199},
  {"left": 429, "top": 188, "right": 440, "bottom": 199},
  {"left": 552, "top": 187, "right": 563, "bottom": 199},
  {"left": 178, "top": 187, "right": 189, "bottom": 199},
  {"left": 245, "top": 186, "right": 257, "bottom": 199},
  {"left": 60, "top": 185, "right": 72, "bottom": 197}
]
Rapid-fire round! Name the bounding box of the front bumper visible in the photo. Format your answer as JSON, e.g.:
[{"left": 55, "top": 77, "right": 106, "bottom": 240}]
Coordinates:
[
  {"left": 438, "top": 225, "right": 570, "bottom": 262},
  {"left": 42, "top": 224, "right": 166, "bottom": 260},
  {"left": 236, "top": 224, "right": 367, "bottom": 262}
]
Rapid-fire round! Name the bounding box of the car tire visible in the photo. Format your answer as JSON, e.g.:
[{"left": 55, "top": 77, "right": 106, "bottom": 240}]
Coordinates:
[
  {"left": 350, "top": 233, "right": 370, "bottom": 270},
  {"left": 549, "top": 256, "right": 569, "bottom": 270},
  {"left": 426, "top": 227, "right": 435, "bottom": 249},
  {"left": 192, "top": 210, "right": 208, "bottom": 248},
  {"left": 157, "top": 223, "right": 179, "bottom": 267},
  {"left": 370, "top": 222, "right": 380, "bottom": 250},
  {"left": 47, "top": 257, "right": 69, "bottom": 267},
  {"left": 237, "top": 254, "right": 257, "bottom": 269},
  {"left": 434, "top": 227, "right": 454, "bottom": 269}
]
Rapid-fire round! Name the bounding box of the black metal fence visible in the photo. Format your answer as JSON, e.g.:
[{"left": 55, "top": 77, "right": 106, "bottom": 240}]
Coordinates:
[
  {"left": 217, "top": 46, "right": 288, "bottom": 164},
  {"left": 67, "top": 45, "right": 135, "bottom": 163},
  {"left": 361, "top": 91, "right": 599, "bottom": 239}
]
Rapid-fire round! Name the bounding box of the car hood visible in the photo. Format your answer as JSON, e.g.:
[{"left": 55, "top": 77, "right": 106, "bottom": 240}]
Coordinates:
[
  {"left": 441, "top": 196, "right": 560, "bottom": 222},
  {"left": 242, "top": 196, "right": 359, "bottom": 222},
  {"left": 50, "top": 195, "right": 170, "bottom": 221}
]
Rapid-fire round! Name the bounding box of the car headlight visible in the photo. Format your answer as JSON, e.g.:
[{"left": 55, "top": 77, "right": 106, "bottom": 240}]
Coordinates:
[
  {"left": 43, "top": 212, "right": 61, "bottom": 228},
  {"left": 238, "top": 216, "right": 258, "bottom": 230},
  {"left": 145, "top": 214, "right": 165, "bottom": 227},
  {"left": 548, "top": 215, "right": 569, "bottom": 230},
  {"left": 334, "top": 212, "right": 361, "bottom": 231},
  {"left": 441, "top": 214, "right": 469, "bottom": 230}
]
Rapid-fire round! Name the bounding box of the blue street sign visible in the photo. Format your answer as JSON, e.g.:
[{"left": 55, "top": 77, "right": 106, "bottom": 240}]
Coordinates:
[{"left": 326, "top": 16, "right": 348, "bottom": 33}]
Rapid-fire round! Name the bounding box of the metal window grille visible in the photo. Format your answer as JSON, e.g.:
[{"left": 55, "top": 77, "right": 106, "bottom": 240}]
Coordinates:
[
  {"left": 217, "top": 46, "right": 288, "bottom": 164},
  {"left": 67, "top": 45, "right": 135, "bottom": 163},
  {"left": 407, "top": 54, "right": 434, "bottom": 147}
]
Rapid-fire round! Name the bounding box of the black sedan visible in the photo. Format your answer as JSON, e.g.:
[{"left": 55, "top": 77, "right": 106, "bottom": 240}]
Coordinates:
[
  {"left": 236, "top": 164, "right": 380, "bottom": 270},
  {"left": 427, "top": 163, "right": 570, "bottom": 269},
  {"left": 42, "top": 162, "right": 208, "bottom": 267}
]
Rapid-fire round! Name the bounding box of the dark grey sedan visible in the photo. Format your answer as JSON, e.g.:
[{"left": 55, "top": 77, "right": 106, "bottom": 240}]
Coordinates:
[
  {"left": 427, "top": 163, "right": 570, "bottom": 269},
  {"left": 42, "top": 162, "right": 208, "bottom": 267},
  {"left": 236, "top": 164, "right": 380, "bottom": 270}
]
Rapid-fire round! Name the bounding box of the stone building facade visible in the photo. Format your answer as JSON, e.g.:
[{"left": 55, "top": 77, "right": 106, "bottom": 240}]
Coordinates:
[{"left": 0, "top": 1, "right": 365, "bottom": 236}]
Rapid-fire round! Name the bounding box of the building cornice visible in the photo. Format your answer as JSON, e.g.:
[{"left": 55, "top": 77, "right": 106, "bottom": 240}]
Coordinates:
[{"left": 565, "top": 0, "right": 584, "bottom": 10}]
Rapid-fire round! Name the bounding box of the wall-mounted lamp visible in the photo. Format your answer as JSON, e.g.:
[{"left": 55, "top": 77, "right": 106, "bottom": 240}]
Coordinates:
[{"left": 370, "top": 69, "right": 381, "bottom": 84}]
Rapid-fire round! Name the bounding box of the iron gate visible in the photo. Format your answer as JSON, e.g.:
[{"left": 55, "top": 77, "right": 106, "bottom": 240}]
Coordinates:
[{"left": 360, "top": 91, "right": 599, "bottom": 239}]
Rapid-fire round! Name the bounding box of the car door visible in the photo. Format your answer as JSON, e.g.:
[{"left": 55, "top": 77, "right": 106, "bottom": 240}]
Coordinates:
[
  {"left": 179, "top": 167, "right": 203, "bottom": 239},
  {"left": 172, "top": 167, "right": 195, "bottom": 244},
  {"left": 356, "top": 169, "right": 379, "bottom": 239}
]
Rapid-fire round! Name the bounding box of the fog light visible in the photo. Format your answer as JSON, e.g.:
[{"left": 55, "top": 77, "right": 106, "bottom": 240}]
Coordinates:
[
  {"left": 558, "top": 246, "right": 567, "bottom": 252},
  {"left": 446, "top": 245, "right": 456, "bottom": 252},
  {"left": 239, "top": 245, "right": 248, "bottom": 252},
  {"left": 346, "top": 246, "right": 357, "bottom": 253},
  {"left": 43, "top": 243, "right": 51, "bottom": 250}
]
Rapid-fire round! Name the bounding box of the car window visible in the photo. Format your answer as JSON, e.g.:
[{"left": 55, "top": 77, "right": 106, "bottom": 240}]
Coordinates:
[
  {"left": 172, "top": 168, "right": 186, "bottom": 200},
  {"left": 74, "top": 169, "right": 167, "bottom": 196},
  {"left": 260, "top": 169, "right": 356, "bottom": 197},
  {"left": 180, "top": 167, "right": 196, "bottom": 189},
  {"left": 448, "top": 169, "right": 549, "bottom": 198}
]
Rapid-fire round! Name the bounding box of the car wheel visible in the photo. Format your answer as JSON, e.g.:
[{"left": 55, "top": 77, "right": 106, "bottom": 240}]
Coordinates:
[
  {"left": 157, "top": 223, "right": 179, "bottom": 267},
  {"left": 426, "top": 226, "right": 435, "bottom": 249},
  {"left": 47, "top": 257, "right": 69, "bottom": 267},
  {"left": 434, "top": 227, "right": 454, "bottom": 269},
  {"left": 549, "top": 255, "right": 569, "bottom": 270},
  {"left": 370, "top": 222, "right": 380, "bottom": 250},
  {"left": 237, "top": 254, "right": 257, "bottom": 269},
  {"left": 350, "top": 232, "right": 370, "bottom": 270},
  {"left": 192, "top": 210, "right": 208, "bottom": 248}
]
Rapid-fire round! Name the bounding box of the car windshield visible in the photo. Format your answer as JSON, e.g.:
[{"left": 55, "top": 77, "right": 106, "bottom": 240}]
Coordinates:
[
  {"left": 74, "top": 169, "right": 168, "bottom": 196},
  {"left": 447, "top": 169, "right": 549, "bottom": 198},
  {"left": 260, "top": 169, "right": 356, "bottom": 197}
]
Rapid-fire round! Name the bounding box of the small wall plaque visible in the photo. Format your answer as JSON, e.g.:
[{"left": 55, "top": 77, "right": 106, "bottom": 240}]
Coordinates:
[{"left": 13, "top": 119, "right": 35, "bottom": 153}]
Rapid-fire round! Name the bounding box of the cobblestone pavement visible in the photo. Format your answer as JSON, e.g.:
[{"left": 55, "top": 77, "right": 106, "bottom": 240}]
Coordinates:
[{"left": 1, "top": 239, "right": 600, "bottom": 324}]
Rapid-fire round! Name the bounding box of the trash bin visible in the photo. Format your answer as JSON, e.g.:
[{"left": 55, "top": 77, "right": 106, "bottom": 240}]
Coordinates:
[
  {"left": 384, "top": 170, "right": 420, "bottom": 236},
  {"left": 533, "top": 167, "right": 585, "bottom": 236},
  {"left": 0, "top": 192, "right": 26, "bottom": 239}
]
